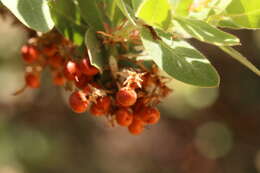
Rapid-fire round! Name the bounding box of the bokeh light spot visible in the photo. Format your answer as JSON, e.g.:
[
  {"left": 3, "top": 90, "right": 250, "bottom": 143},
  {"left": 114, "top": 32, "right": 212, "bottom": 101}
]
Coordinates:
[
  {"left": 161, "top": 79, "right": 219, "bottom": 119},
  {"left": 195, "top": 122, "right": 233, "bottom": 159}
]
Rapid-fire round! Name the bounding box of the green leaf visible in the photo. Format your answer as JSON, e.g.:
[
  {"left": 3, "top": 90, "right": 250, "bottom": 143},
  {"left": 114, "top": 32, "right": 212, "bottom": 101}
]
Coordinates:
[
  {"left": 48, "top": 0, "right": 86, "bottom": 45},
  {"left": 216, "top": 17, "right": 242, "bottom": 29},
  {"left": 132, "top": 0, "right": 143, "bottom": 11},
  {"left": 220, "top": 46, "right": 260, "bottom": 76},
  {"left": 116, "top": 0, "right": 136, "bottom": 25},
  {"left": 173, "top": 17, "right": 240, "bottom": 46},
  {"left": 76, "top": 0, "right": 104, "bottom": 31},
  {"left": 189, "top": 0, "right": 232, "bottom": 20},
  {"left": 169, "top": 0, "right": 193, "bottom": 16},
  {"left": 104, "top": 0, "right": 125, "bottom": 27},
  {"left": 106, "top": 0, "right": 117, "bottom": 20},
  {"left": 140, "top": 28, "right": 220, "bottom": 87},
  {"left": 85, "top": 28, "right": 106, "bottom": 72},
  {"left": 1, "top": 0, "right": 54, "bottom": 32},
  {"left": 136, "top": 0, "right": 172, "bottom": 30},
  {"left": 209, "top": 0, "right": 232, "bottom": 16},
  {"left": 219, "top": 0, "right": 260, "bottom": 29},
  {"left": 124, "top": 0, "right": 133, "bottom": 7}
]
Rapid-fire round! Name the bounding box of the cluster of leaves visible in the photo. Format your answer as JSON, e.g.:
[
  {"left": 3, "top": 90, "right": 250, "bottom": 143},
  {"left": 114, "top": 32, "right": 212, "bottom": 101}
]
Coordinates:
[{"left": 1, "top": 0, "right": 260, "bottom": 87}]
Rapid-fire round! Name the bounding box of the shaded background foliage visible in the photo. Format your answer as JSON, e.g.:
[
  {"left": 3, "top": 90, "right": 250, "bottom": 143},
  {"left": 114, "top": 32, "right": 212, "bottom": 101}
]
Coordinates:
[{"left": 0, "top": 4, "right": 260, "bottom": 173}]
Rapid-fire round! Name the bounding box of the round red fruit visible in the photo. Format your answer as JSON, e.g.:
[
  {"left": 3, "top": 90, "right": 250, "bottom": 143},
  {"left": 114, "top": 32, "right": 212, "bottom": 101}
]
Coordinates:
[
  {"left": 90, "top": 104, "right": 104, "bottom": 116},
  {"left": 90, "top": 96, "right": 111, "bottom": 116},
  {"left": 74, "top": 74, "right": 92, "bottom": 89},
  {"left": 82, "top": 83, "right": 101, "bottom": 95},
  {"left": 69, "top": 91, "right": 89, "bottom": 113},
  {"left": 116, "top": 87, "right": 137, "bottom": 107},
  {"left": 25, "top": 73, "right": 40, "bottom": 88},
  {"left": 133, "top": 99, "right": 145, "bottom": 112},
  {"left": 79, "top": 58, "right": 99, "bottom": 76},
  {"left": 63, "top": 60, "right": 78, "bottom": 80},
  {"left": 139, "top": 107, "right": 160, "bottom": 124},
  {"left": 53, "top": 72, "right": 66, "bottom": 86},
  {"left": 128, "top": 119, "right": 144, "bottom": 135},
  {"left": 21, "top": 45, "right": 39, "bottom": 63},
  {"left": 115, "top": 108, "right": 133, "bottom": 127},
  {"left": 48, "top": 54, "right": 64, "bottom": 68},
  {"left": 43, "top": 44, "right": 58, "bottom": 57}
]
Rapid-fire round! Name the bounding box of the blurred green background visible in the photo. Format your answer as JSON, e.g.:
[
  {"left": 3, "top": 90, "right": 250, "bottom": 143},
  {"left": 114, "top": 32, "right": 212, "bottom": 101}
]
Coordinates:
[{"left": 0, "top": 6, "right": 260, "bottom": 173}]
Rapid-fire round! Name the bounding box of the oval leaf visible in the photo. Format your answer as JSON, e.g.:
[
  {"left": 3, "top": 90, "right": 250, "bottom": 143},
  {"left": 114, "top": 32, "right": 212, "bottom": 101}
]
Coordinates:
[
  {"left": 2, "top": 0, "right": 54, "bottom": 32},
  {"left": 76, "top": 0, "right": 104, "bottom": 31},
  {"left": 140, "top": 28, "right": 220, "bottom": 87},
  {"left": 116, "top": 0, "right": 136, "bottom": 25},
  {"left": 48, "top": 0, "right": 86, "bottom": 45},
  {"left": 173, "top": 17, "right": 240, "bottom": 46},
  {"left": 220, "top": 46, "right": 260, "bottom": 76},
  {"left": 189, "top": 0, "right": 232, "bottom": 20},
  {"left": 85, "top": 28, "right": 106, "bottom": 72},
  {"left": 132, "top": 0, "right": 144, "bottom": 11},
  {"left": 136, "top": 0, "right": 172, "bottom": 30},
  {"left": 170, "top": 0, "right": 193, "bottom": 16},
  {"left": 219, "top": 0, "right": 260, "bottom": 29}
]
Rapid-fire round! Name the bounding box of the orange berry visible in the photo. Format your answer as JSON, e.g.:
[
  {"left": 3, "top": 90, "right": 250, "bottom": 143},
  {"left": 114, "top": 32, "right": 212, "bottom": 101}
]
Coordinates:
[
  {"left": 90, "top": 104, "right": 104, "bottom": 116},
  {"left": 53, "top": 72, "right": 66, "bottom": 86},
  {"left": 69, "top": 91, "right": 89, "bottom": 113},
  {"left": 139, "top": 107, "right": 160, "bottom": 124},
  {"left": 115, "top": 108, "right": 133, "bottom": 127},
  {"left": 133, "top": 99, "right": 145, "bottom": 112},
  {"left": 63, "top": 60, "right": 78, "bottom": 80},
  {"left": 97, "top": 96, "right": 111, "bottom": 114},
  {"left": 90, "top": 96, "right": 111, "bottom": 116},
  {"left": 48, "top": 54, "right": 64, "bottom": 68},
  {"left": 116, "top": 87, "right": 137, "bottom": 107},
  {"left": 25, "top": 73, "right": 40, "bottom": 88},
  {"left": 79, "top": 58, "right": 99, "bottom": 76},
  {"left": 21, "top": 45, "right": 39, "bottom": 63},
  {"left": 128, "top": 118, "right": 144, "bottom": 135}
]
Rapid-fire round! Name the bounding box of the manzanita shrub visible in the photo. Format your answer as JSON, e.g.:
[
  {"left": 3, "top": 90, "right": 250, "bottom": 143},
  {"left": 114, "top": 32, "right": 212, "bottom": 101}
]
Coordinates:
[{"left": 1, "top": 0, "right": 260, "bottom": 135}]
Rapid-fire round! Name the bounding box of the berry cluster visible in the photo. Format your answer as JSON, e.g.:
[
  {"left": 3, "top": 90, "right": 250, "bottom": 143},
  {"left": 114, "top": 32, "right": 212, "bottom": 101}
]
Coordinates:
[{"left": 17, "top": 30, "right": 172, "bottom": 135}]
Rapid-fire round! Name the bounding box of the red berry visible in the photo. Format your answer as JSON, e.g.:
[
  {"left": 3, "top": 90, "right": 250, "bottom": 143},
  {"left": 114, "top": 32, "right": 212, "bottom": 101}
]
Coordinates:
[
  {"left": 79, "top": 58, "right": 99, "bottom": 76},
  {"left": 82, "top": 82, "right": 101, "bottom": 94},
  {"left": 115, "top": 108, "right": 133, "bottom": 127},
  {"left": 133, "top": 99, "right": 145, "bottom": 112},
  {"left": 116, "top": 87, "right": 137, "bottom": 107},
  {"left": 128, "top": 118, "right": 144, "bottom": 135},
  {"left": 74, "top": 74, "right": 92, "bottom": 89},
  {"left": 43, "top": 44, "right": 58, "bottom": 57},
  {"left": 63, "top": 60, "right": 78, "bottom": 80},
  {"left": 89, "top": 82, "right": 101, "bottom": 89},
  {"left": 25, "top": 73, "right": 40, "bottom": 88},
  {"left": 48, "top": 54, "right": 64, "bottom": 68},
  {"left": 82, "top": 85, "right": 91, "bottom": 95},
  {"left": 53, "top": 72, "right": 66, "bottom": 86},
  {"left": 90, "top": 104, "right": 104, "bottom": 116},
  {"left": 69, "top": 91, "right": 89, "bottom": 113},
  {"left": 139, "top": 107, "right": 160, "bottom": 124},
  {"left": 21, "top": 45, "right": 39, "bottom": 63},
  {"left": 90, "top": 96, "right": 111, "bottom": 116}
]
